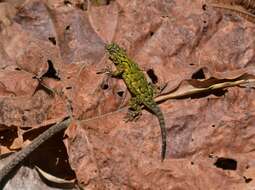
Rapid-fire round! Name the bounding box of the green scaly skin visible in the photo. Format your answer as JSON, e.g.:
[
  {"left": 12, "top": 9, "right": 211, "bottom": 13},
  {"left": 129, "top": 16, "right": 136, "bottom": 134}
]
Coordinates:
[{"left": 105, "top": 43, "right": 167, "bottom": 161}]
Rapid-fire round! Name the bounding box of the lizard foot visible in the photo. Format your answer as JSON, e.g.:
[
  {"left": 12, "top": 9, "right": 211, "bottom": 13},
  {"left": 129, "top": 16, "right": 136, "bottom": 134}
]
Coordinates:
[
  {"left": 124, "top": 109, "right": 142, "bottom": 122},
  {"left": 150, "top": 82, "right": 168, "bottom": 97}
]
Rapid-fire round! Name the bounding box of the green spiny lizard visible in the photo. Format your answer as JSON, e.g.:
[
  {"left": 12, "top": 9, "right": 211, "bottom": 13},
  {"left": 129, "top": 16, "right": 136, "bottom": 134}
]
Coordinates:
[{"left": 104, "top": 43, "right": 167, "bottom": 161}]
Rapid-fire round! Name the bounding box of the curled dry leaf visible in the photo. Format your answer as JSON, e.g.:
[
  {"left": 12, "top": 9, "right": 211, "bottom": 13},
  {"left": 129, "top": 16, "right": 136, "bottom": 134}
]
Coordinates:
[
  {"left": 35, "top": 166, "right": 76, "bottom": 189},
  {"left": 207, "top": 0, "right": 255, "bottom": 22},
  {"left": 156, "top": 73, "right": 255, "bottom": 102}
]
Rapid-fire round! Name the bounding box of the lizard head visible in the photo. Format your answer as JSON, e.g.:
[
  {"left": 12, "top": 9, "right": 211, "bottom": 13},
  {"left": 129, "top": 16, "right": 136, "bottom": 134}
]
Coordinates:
[{"left": 105, "top": 43, "right": 127, "bottom": 65}]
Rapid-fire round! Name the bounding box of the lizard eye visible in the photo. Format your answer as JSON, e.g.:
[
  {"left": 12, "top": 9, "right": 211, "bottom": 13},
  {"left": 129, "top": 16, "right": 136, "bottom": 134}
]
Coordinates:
[{"left": 106, "top": 43, "right": 120, "bottom": 52}]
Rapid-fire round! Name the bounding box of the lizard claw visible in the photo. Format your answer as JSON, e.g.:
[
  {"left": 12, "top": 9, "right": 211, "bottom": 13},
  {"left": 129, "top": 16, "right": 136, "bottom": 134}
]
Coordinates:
[
  {"left": 96, "top": 66, "right": 112, "bottom": 75},
  {"left": 124, "top": 109, "right": 142, "bottom": 122}
]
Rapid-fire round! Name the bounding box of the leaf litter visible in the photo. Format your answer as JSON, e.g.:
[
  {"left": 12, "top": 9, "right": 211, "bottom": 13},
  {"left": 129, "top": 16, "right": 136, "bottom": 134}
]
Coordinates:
[{"left": 0, "top": 0, "right": 255, "bottom": 189}]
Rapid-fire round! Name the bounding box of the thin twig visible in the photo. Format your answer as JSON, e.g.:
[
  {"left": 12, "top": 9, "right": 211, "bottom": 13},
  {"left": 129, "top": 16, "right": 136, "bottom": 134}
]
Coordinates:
[{"left": 0, "top": 117, "right": 71, "bottom": 188}]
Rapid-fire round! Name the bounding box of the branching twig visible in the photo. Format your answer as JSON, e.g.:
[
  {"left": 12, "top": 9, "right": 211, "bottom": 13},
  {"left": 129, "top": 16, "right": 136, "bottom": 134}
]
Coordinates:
[{"left": 0, "top": 117, "right": 71, "bottom": 188}]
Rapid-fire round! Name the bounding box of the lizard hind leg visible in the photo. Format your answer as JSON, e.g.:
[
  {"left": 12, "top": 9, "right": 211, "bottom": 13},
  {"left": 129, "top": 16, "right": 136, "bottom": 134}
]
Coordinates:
[
  {"left": 149, "top": 82, "right": 167, "bottom": 97},
  {"left": 124, "top": 97, "right": 142, "bottom": 122}
]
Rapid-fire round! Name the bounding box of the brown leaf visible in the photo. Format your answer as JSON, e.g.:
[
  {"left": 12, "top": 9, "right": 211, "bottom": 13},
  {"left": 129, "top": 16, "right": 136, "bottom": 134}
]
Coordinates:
[
  {"left": 156, "top": 73, "right": 255, "bottom": 101},
  {"left": 1, "top": 0, "right": 255, "bottom": 189}
]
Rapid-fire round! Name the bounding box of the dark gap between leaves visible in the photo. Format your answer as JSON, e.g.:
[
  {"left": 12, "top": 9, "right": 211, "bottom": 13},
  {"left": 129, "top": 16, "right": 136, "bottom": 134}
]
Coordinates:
[
  {"left": 42, "top": 60, "right": 61, "bottom": 80},
  {"left": 174, "top": 89, "right": 227, "bottom": 100},
  {"left": 64, "top": 0, "right": 72, "bottom": 5},
  {"left": 117, "top": 91, "right": 124, "bottom": 97},
  {"left": 192, "top": 68, "right": 205, "bottom": 79},
  {"left": 202, "top": 4, "right": 207, "bottom": 11},
  {"left": 0, "top": 128, "right": 18, "bottom": 147},
  {"left": 212, "top": 89, "right": 227, "bottom": 97},
  {"left": 25, "top": 130, "right": 76, "bottom": 183},
  {"left": 101, "top": 83, "right": 109, "bottom": 90},
  {"left": 214, "top": 157, "right": 237, "bottom": 170},
  {"left": 243, "top": 176, "right": 252, "bottom": 183},
  {"left": 48, "top": 37, "right": 56, "bottom": 45},
  {"left": 65, "top": 25, "right": 70, "bottom": 30},
  {"left": 147, "top": 69, "right": 158, "bottom": 83}
]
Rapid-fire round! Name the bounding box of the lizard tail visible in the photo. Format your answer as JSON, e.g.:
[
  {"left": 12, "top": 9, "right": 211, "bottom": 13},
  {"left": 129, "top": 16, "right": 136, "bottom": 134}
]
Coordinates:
[{"left": 148, "top": 103, "right": 167, "bottom": 161}]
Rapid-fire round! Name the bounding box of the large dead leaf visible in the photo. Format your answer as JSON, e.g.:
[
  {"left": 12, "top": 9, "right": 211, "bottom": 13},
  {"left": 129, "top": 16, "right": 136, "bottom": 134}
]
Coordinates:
[{"left": 0, "top": 0, "right": 255, "bottom": 189}]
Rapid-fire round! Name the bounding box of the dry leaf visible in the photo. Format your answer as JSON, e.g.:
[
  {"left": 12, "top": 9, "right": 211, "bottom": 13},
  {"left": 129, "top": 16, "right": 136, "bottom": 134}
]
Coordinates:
[{"left": 0, "top": 0, "right": 255, "bottom": 189}]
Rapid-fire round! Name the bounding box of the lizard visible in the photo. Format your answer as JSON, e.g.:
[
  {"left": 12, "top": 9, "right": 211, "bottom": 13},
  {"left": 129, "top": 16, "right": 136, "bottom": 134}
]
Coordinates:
[{"left": 102, "top": 43, "right": 167, "bottom": 161}]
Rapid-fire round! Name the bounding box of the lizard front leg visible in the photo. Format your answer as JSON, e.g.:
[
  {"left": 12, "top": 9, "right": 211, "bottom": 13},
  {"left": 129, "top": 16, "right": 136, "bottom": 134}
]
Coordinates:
[
  {"left": 97, "top": 66, "right": 124, "bottom": 78},
  {"left": 125, "top": 97, "right": 142, "bottom": 122},
  {"left": 108, "top": 68, "right": 124, "bottom": 77}
]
